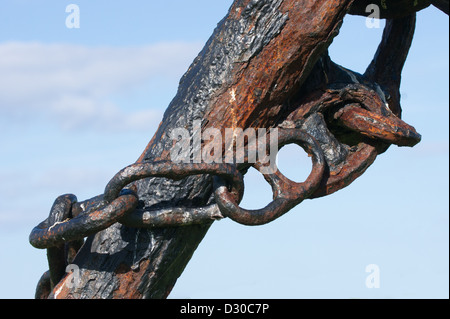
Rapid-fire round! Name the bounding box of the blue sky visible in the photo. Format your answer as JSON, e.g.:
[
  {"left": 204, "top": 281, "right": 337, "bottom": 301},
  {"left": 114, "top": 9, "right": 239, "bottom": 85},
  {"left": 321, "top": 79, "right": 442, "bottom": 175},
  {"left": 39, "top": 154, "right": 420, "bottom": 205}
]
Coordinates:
[{"left": 0, "top": 1, "right": 448, "bottom": 299}]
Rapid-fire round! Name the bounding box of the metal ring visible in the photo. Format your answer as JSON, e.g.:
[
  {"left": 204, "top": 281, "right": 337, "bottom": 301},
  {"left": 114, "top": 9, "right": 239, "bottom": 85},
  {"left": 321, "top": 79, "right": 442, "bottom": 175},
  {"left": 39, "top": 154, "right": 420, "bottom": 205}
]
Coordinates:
[
  {"left": 30, "top": 161, "right": 244, "bottom": 248},
  {"left": 104, "top": 161, "right": 244, "bottom": 206},
  {"left": 214, "top": 128, "right": 325, "bottom": 226},
  {"left": 29, "top": 191, "right": 138, "bottom": 249}
]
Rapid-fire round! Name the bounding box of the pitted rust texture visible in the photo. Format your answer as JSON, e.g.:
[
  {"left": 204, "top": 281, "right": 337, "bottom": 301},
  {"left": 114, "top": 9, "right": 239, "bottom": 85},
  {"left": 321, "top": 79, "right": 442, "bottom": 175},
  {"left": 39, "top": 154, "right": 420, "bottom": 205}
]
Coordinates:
[
  {"left": 28, "top": 0, "right": 447, "bottom": 299},
  {"left": 204, "top": 0, "right": 356, "bottom": 131},
  {"left": 284, "top": 83, "right": 421, "bottom": 198},
  {"left": 335, "top": 104, "right": 421, "bottom": 147}
]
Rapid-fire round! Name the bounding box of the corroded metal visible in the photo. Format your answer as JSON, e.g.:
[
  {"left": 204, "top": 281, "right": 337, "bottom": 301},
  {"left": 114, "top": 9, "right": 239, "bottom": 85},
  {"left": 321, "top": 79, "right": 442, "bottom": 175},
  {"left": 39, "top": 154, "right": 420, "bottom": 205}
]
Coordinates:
[
  {"left": 30, "top": 192, "right": 138, "bottom": 249},
  {"left": 28, "top": 0, "right": 445, "bottom": 299},
  {"left": 348, "top": 0, "right": 449, "bottom": 17},
  {"left": 104, "top": 162, "right": 244, "bottom": 204},
  {"left": 30, "top": 162, "right": 244, "bottom": 250},
  {"left": 431, "top": 0, "right": 450, "bottom": 14},
  {"left": 335, "top": 104, "right": 421, "bottom": 147},
  {"left": 214, "top": 128, "right": 326, "bottom": 226}
]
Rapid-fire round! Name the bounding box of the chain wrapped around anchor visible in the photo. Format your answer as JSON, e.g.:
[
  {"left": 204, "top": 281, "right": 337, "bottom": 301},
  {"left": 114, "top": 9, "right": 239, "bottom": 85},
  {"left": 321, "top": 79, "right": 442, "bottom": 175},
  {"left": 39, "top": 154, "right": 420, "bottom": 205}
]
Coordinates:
[
  {"left": 30, "top": 128, "right": 328, "bottom": 251},
  {"left": 29, "top": 127, "right": 327, "bottom": 296},
  {"left": 29, "top": 4, "right": 433, "bottom": 298}
]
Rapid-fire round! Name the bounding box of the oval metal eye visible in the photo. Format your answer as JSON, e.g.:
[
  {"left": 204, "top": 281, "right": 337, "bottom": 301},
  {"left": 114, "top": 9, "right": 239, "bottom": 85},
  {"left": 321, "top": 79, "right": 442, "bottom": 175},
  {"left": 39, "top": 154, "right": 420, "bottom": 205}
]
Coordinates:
[{"left": 214, "top": 128, "right": 325, "bottom": 226}]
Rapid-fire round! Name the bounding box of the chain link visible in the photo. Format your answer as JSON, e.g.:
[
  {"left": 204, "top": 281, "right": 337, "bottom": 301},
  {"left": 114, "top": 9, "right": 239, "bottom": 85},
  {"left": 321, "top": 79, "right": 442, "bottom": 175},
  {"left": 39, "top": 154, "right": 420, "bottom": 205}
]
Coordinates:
[
  {"left": 29, "top": 83, "right": 422, "bottom": 297},
  {"left": 30, "top": 83, "right": 421, "bottom": 248},
  {"left": 30, "top": 128, "right": 322, "bottom": 249}
]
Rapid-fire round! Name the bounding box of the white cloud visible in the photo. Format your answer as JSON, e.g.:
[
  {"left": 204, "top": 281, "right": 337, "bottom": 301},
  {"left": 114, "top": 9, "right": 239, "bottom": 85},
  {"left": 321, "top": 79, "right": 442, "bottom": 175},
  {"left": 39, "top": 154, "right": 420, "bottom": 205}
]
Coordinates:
[{"left": 0, "top": 41, "right": 202, "bottom": 131}]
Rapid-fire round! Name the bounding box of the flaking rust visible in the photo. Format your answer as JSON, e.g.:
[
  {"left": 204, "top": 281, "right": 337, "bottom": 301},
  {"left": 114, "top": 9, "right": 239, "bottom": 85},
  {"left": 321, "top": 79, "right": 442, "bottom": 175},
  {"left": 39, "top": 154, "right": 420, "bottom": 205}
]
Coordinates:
[{"left": 29, "top": 0, "right": 447, "bottom": 299}]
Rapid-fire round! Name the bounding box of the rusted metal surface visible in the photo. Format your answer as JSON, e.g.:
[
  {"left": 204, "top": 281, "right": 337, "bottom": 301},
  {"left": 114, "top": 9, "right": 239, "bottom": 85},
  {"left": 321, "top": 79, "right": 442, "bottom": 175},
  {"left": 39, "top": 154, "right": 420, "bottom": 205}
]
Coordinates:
[
  {"left": 335, "top": 104, "right": 421, "bottom": 147},
  {"left": 365, "top": 14, "right": 417, "bottom": 118},
  {"left": 215, "top": 128, "right": 325, "bottom": 226},
  {"left": 203, "top": 0, "right": 355, "bottom": 131},
  {"left": 104, "top": 162, "right": 244, "bottom": 204},
  {"left": 30, "top": 162, "right": 244, "bottom": 248},
  {"left": 30, "top": 192, "right": 138, "bottom": 249},
  {"left": 28, "top": 0, "right": 443, "bottom": 299}
]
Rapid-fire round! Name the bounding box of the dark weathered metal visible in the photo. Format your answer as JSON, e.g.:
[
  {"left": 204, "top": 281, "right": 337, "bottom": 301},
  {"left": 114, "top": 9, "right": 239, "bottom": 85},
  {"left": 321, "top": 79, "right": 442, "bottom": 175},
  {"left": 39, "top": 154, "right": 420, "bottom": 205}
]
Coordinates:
[
  {"left": 119, "top": 204, "right": 223, "bottom": 228},
  {"left": 334, "top": 104, "right": 421, "bottom": 147},
  {"left": 44, "top": 0, "right": 360, "bottom": 300},
  {"left": 431, "top": 0, "right": 450, "bottom": 14},
  {"left": 349, "top": 0, "right": 430, "bottom": 18},
  {"left": 30, "top": 162, "right": 244, "bottom": 247},
  {"left": 28, "top": 0, "right": 444, "bottom": 299},
  {"left": 214, "top": 128, "right": 326, "bottom": 226},
  {"left": 365, "top": 14, "right": 417, "bottom": 118},
  {"left": 30, "top": 192, "right": 138, "bottom": 249},
  {"left": 104, "top": 162, "right": 244, "bottom": 204},
  {"left": 349, "top": 1, "right": 448, "bottom": 18},
  {"left": 34, "top": 271, "right": 51, "bottom": 300}
]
